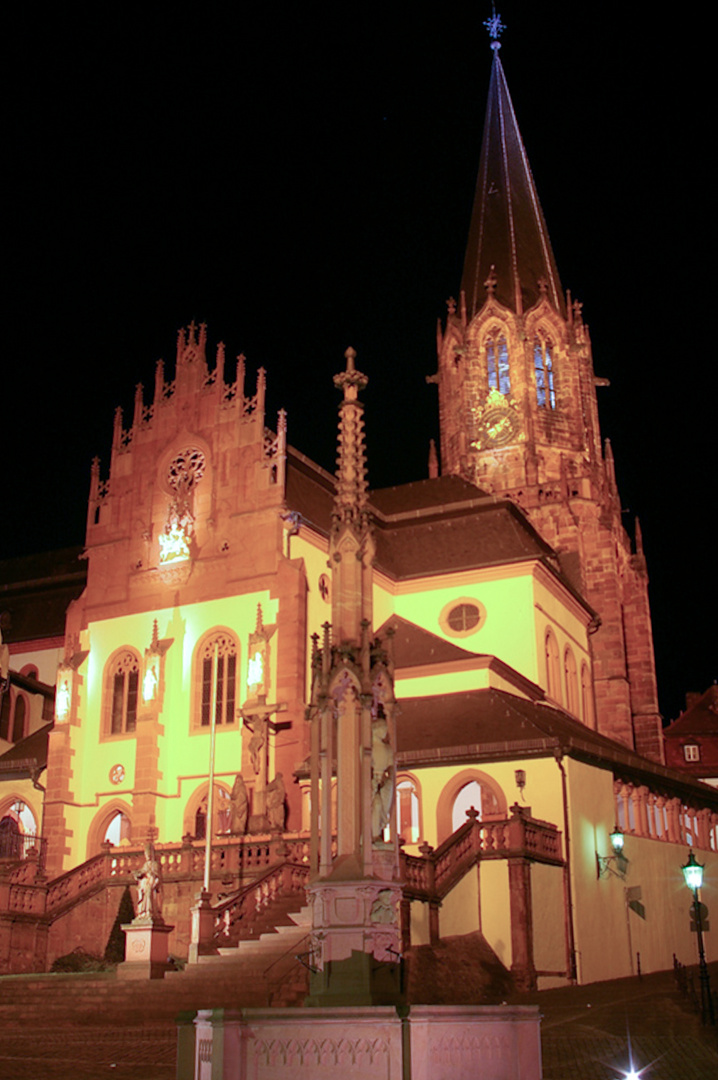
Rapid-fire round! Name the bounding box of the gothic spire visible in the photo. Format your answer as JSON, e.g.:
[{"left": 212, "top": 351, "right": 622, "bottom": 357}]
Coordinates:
[
  {"left": 332, "top": 347, "right": 369, "bottom": 531},
  {"left": 461, "top": 15, "right": 565, "bottom": 320}
]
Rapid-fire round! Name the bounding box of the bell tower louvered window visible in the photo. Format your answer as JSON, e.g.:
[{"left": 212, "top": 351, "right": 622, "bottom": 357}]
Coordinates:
[{"left": 487, "top": 334, "right": 511, "bottom": 396}]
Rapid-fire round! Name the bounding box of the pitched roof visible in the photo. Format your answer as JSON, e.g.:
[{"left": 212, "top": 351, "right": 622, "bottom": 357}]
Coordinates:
[
  {"left": 461, "top": 46, "right": 565, "bottom": 320},
  {"left": 396, "top": 688, "right": 718, "bottom": 807},
  {"left": 664, "top": 686, "right": 718, "bottom": 737},
  {"left": 0, "top": 722, "right": 52, "bottom": 779},
  {"left": 375, "top": 615, "right": 482, "bottom": 668}
]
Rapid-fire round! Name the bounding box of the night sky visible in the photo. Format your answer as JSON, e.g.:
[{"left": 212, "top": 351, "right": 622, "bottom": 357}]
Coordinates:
[{"left": 4, "top": 5, "right": 714, "bottom": 724}]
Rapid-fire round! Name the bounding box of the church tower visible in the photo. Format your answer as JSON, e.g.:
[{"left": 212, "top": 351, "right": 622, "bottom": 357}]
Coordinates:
[{"left": 434, "top": 14, "right": 663, "bottom": 762}]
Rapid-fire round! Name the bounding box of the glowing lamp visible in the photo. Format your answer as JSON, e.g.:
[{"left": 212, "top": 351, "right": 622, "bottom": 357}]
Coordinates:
[
  {"left": 682, "top": 849, "right": 704, "bottom": 892},
  {"left": 610, "top": 826, "right": 624, "bottom": 854},
  {"left": 55, "top": 678, "right": 71, "bottom": 721},
  {"left": 143, "top": 662, "right": 159, "bottom": 703}
]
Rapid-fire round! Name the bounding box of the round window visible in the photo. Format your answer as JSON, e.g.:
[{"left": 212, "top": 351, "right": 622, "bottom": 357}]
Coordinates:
[{"left": 439, "top": 597, "right": 486, "bottom": 638}]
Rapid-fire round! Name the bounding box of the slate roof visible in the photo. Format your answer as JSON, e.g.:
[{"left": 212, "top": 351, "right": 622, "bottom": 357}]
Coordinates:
[
  {"left": 375, "top": 615, "right": 482, "bottom": 668},
  {"left": 461, "top": 45, "right": 565, "bottom": 320},
  {"left": 396, "top": 687, "right": 718, "bottom": 808},
  {"left": 0, "top": 722, "right": 52, "bottom": 779},
  {"left": 285, "top": 460, "right": 559, "bottom": 584}
]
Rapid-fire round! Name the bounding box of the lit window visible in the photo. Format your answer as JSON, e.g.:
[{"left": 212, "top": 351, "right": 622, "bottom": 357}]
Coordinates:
[
  {"left": 451, "top": 780, "right": 501, "bottom": 832},
  {"left": 487, "top": 334, "right": 511, "bottom": 395},
  {"left": 198, "top": 632, "right": 238, "bottom": 727},
  {"left": 104, "top": 810, "right": 131, "bottom": 846},
  {"left": 534, "top": 336, "right": 556, "bottom": 409},
  {"left": 396, "top": 778, "right": 420, "bottom": 844},
  {"left": 106, "top": 652, "right": 140, "bottom": 736},
  {"left": 684, "top": 744, "right": 701, "bottom": 763}
]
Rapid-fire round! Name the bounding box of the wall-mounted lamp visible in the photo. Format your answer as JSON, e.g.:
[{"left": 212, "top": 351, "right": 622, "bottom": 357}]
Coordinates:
[
  {"left": 596, "top": 826, "right": 626, "bottom": 879},
  {"left": 514, "top": 769, "right": 526, "bottom": 802}
]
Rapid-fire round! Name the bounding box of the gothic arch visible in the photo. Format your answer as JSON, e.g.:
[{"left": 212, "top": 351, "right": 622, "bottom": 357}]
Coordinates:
[
  {"left": 192, "top": 628, "right": 240, "bottom": 730},
  {"left": 0, "top": 793, "right": 39, "bottom": 835},
  {"left": 183, "top": 780, "right": 234, "bottom": 839},
  {"left": 436, "top": 768, "right": 507, "bottom": 844},
  {"left": 86, "top": 799, "right": 134, "bottom": 859},
  {"left": 102, "top": 647, "right": 142, "bottom": 738}
]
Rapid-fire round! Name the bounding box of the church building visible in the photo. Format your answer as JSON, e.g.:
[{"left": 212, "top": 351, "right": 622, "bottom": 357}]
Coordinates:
[{"left": 0, "top": 19, "right": 715, "bottom": 993}]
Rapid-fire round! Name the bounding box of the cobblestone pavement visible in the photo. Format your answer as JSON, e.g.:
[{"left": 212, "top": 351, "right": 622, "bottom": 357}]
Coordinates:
[
  {"left": 515, "top": 964, "right": 718, "bottom": 1080},
  {"left": 0, "top": 1024, "right": 176, "bottom": 1080}
]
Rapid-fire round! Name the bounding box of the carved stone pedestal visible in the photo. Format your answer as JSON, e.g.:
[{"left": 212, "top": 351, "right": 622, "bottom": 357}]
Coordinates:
[
  {"left": 306, "top": 879, "right": 403, "bottom": 1006},
  {"left": 118, "top": 919, "right": 174, "bottom": 980},
  {"left": 188, "top": 889, "right": 218, "bottom": 963}
]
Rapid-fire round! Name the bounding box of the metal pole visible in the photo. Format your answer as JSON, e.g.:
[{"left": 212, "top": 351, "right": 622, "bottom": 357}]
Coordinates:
[
  {"left": 203, "top": 642, "right": 219, "bottom": 894},
  {"left": 693, "top": 887, "right": 715, "bottom": 1026}
]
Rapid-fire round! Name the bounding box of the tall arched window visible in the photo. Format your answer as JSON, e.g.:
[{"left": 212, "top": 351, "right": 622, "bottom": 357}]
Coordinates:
[
  {"left": 105, "top": 651, "right": 141, "bottom": 735},
  {"left": 545, "top": 629, "right": 560, "bottom": 702},
  {"left": 581, "top": 663, "right": 594, "bottom": 728},
  {"left": 534, "top": 335, "right": 556, "bottom": 409},
  {"left": 487, "top": 333, "right": 510, "bottom": 395},
  {"left": 197, "top": 631, "right": 238, "bottom": 728},
  {"left": 564, "top": 647, "right": 578, "bottom": 716}
]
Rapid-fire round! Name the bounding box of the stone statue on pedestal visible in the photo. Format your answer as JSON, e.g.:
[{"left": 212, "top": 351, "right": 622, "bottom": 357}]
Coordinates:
[
  {"left": 230, "top": 773, "right": 248, "bottom": 835},
  {"left": 134, "top": 841, "right": 163, "bottom": 922}
]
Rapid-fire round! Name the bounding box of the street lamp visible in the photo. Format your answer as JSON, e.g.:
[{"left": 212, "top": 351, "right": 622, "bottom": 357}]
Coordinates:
[
  {"left": 596, "top": 826, "right": 626, "bottom": 878},
  {"left": 681, "top": 849, "right": 715, "bottom": 1025}
]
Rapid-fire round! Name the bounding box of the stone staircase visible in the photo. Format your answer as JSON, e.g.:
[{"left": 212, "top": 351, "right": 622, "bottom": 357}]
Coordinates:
[{"left": 0, "top": 904, "right": 312, "bottom": 1079}]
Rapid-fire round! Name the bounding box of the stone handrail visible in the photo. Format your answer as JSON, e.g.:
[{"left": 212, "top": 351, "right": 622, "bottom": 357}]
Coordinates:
[
  {"left": 7, "top": 833, "right": 312, "bottom": 920},
  {"left": 402, "top": 804, "right": 563, "bottom": 901},
  {"left": 213, "top": 858, "right": 311, "bottom": 946}
]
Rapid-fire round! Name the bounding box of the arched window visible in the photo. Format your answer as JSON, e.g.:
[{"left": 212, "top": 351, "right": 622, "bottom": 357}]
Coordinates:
[
  {"left": 12, "top": 696, "right": 26, "bottom": 743},
  {"left": 104, "top": 651, "right": 141, "bottom": 736},
  {"left": 545, "top": 629, "right": 560, "bottom": 702},
  {"left": 0, "top": 799, "right": 37, "bottom": 860},
  {"left": 103, "top": 810, "right": 132, "bottom": 846},
  {"left": 564, "top": 647, "right": 578, "bottom": 716},
  {"left": 187, "top": 783, "right": 233, "bottom": 839},
  {"left": 196, "top": 631, "right": 238, "bottom": 728},
  {"left": 581, "top": 663, "right": 594, "bottom": 728},
  {"left": 534, "top": 335, "right": 556, "bottom": 409},
  {"left": 0, "top": 691, "right": 29, "bottom": 744},
  {"left": 487, "top": 333, "right": 510, "bottom": 395},
  {"left": 451, "top": 779, "right": 502, "bottom": 833}
]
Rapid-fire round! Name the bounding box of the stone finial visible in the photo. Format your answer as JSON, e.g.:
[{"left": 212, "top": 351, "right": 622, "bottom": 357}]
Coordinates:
[
  {"left": 635, "top": 516, "right": 644, "bottom": 557},
  {"left": 446, "top": 297, "right": 457, "bottom": 315},
  {"left": 484, "top": 265, "right": 497, "bottom": 297},
  {"left": 537, "top": 276, "right": 548, "bottom": 297}
]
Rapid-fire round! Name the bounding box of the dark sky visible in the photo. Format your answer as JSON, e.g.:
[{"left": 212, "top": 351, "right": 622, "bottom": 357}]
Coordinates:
[{"left": 4, "top": 5, "right": 715, "bottom": 723}]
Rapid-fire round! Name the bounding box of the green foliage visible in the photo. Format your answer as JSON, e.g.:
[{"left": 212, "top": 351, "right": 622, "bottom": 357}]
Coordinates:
[{"left": 103, "top": 885, "right": 136, "bottom": 963}]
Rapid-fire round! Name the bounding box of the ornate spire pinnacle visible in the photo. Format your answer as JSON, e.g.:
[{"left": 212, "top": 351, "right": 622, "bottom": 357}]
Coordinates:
[
  {"left": 333, "top": 347, "right": 369, "bottom": 530},
  {"left": 461, "top": 16, "right": 565, "bottom": 320}
]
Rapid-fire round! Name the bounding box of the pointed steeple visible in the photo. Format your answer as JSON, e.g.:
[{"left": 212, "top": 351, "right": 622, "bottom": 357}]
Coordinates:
[{"left": 461, "top": 15, "right": 565, "bottom": 320}]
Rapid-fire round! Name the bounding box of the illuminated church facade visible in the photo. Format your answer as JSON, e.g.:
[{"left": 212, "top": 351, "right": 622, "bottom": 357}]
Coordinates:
[{"left": 1, "top": 26, "right": 715, "bottom": 991}]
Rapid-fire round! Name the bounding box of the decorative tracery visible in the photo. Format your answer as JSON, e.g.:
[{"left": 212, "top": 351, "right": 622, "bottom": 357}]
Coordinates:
[
  {"left": 486, "top": 333, "right": 510, "bottom": 396},
  {"left": 534, "top": 335, "right": 556, "bottom": 409},
  {"left": 198, "top": 632, "right": 238, "bottom": 727},
  {"left": 107, "top": 651, "right": 140, "bottom": 735}
]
